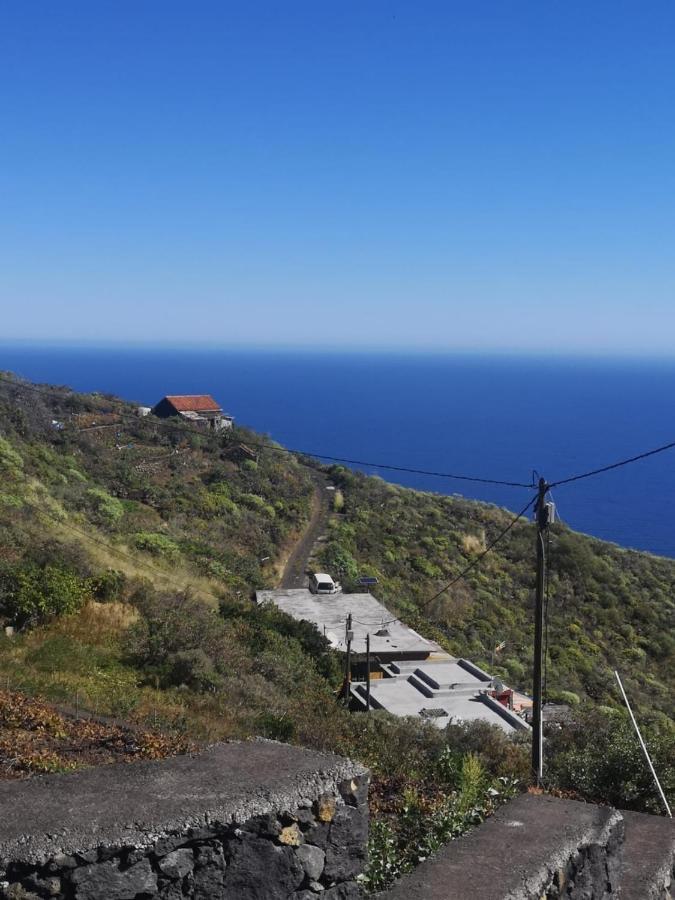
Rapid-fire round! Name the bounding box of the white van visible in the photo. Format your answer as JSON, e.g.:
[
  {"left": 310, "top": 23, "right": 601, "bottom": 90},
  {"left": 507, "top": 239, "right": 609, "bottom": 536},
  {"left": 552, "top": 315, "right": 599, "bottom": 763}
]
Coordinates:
[{"left": 309, "top": 573, "right": 340, "bottom": 594}]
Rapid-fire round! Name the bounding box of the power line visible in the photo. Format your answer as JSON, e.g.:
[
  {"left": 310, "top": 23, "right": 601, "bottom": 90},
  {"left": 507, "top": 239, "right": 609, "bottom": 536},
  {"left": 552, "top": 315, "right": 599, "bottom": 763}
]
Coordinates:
[
  {"left": 419, "top": 494, "right": 537, "bottom": 609},
  {"left": 5, "top": 372, "right": 675, "bottom": 491},
  {"left": 549, "top": 439, "right": 675, "bottom": 488},
  {"left": 0, "top": 373, "right": 534, "bottom": 488},
  {"left": 351, "top": 493, "right": 538, "bottom": 627}
]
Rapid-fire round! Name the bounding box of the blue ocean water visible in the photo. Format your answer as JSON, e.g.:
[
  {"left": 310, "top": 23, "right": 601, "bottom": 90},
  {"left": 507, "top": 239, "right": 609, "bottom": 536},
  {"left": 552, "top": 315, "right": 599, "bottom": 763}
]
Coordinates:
[{"left": 2, "top": 344, "right": 675, "bottom": 558}]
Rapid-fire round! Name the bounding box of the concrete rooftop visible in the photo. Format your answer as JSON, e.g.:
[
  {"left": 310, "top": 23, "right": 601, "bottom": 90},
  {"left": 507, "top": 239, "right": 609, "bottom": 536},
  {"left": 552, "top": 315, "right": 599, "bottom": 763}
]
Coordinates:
[
  {"left": 352, "top": 659, "right": 530, "bottom": 733},
  {"left": 256, "top": 588, "right": 441, "bottom": 656}
]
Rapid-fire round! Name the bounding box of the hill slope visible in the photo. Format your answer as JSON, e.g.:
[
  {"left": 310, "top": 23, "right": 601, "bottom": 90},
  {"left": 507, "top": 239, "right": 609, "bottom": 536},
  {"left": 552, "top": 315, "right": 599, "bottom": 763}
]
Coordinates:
[
  {"left": 318, "top": 466, "right": 675, "bottom": 719},
  {"left": 0, "top": 374, "right": 672, "bottom": 829}
]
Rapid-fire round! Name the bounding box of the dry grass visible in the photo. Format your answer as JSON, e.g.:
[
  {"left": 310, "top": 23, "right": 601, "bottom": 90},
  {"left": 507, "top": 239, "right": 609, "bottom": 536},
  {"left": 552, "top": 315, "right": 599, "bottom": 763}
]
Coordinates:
[
  {"left": 462, "top": 531, "right": 486, "bottom": 555},
  {"left": 59, "top": 523, "right": 224, "bottom": 608},
  {"left": 57, "top": 601, "right": 138, "bottom": 642},
  {"left": 0, "top": 688, "right": 193, "bottom": 779}
]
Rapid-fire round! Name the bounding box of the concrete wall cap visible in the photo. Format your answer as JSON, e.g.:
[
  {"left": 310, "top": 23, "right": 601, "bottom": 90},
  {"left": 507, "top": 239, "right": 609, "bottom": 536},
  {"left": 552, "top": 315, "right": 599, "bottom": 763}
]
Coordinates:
[{"left": 0, "top": 741, "right": 367, "bottom": 869}]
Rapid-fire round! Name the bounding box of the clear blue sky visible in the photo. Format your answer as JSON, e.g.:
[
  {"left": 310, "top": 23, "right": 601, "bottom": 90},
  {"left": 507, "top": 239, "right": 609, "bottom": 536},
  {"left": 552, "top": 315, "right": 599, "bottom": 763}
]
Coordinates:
[{"left": 1, "top": 1, "right": 674, "bottom": 353}]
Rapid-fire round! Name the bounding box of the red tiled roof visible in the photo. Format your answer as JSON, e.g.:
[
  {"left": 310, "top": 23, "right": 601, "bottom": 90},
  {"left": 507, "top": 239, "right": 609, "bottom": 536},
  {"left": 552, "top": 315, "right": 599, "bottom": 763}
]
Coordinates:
[{"left": 164, "top": 395, "right": 222, "bottom": 413}]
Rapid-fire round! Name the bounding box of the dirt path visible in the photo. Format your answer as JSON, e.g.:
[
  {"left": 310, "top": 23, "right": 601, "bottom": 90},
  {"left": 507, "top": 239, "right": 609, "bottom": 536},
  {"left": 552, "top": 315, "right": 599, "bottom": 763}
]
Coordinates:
[{"left": 279, "top": 471, "right": 330, "bottom": 589}]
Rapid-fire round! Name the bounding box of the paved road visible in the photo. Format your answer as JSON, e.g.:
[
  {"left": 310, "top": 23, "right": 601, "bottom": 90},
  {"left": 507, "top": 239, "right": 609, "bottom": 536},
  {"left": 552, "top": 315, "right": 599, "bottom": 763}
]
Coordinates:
[{"left": 280, "top": 471, "right": 329, "bottom": 589}]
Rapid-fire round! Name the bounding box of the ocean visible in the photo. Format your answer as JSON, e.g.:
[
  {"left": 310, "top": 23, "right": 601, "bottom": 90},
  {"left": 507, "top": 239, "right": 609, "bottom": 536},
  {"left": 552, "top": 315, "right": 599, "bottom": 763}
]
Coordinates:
[{"left": 2, "top": 344, "right": 675, "bottom": 558}]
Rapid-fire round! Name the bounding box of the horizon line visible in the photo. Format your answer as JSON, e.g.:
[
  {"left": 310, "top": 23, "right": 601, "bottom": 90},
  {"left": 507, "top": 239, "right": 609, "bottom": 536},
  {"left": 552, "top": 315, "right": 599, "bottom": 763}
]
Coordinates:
[{"left": 2, "top": 338, "right": 675, "bottom": 363}]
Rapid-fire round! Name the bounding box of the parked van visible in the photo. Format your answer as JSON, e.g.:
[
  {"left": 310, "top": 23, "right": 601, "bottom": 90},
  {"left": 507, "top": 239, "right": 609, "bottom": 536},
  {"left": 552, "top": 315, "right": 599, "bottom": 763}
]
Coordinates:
[{"left": 309, "top": 573, "right": 340, "bottom": 594}]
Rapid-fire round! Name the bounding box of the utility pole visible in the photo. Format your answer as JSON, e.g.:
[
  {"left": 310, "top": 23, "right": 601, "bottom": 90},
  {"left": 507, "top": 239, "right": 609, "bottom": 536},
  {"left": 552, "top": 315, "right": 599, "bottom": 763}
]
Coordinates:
[
  {"left": 365, "top": 633, "right": 371, "bottom": 712},
  {"left": 532, "top": 476, "right": 549, "bottom": 785},
  {"left": 343, "top": 613, "right": 353, "bottom": 704}
]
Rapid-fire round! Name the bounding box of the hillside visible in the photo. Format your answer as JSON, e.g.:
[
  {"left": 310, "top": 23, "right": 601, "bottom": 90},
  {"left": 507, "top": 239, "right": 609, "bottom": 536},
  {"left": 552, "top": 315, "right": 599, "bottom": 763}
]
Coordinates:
[
  {"left": 0, "top": 373, "right": 343, "bottom": 740},
  {"left": 0, "top": 374, "right": 672, "bottom": 845},
  {"left": 318, "top": 467, "right": 675, "bottom": 721}
]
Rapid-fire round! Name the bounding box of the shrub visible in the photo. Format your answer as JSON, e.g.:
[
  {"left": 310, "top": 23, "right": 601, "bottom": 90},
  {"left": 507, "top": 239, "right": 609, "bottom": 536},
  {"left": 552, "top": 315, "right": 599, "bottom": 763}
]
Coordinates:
[
  {"left": 546, "top": 709, "right": 675, "bottom": 813},
  {"left": 257, "top": 712, "right": 295, "bottom": 742},
  {"left": 548, "top": 689, "right": 581, "bottom": 706},
  {"left": 443, "top": 720, "right": 531, "bottom": 781},
  {"left": 89, "top": 569, "right": 126, "bottom": 602},
  {"left": 126, "top": 590, "right": 226, "bottom": 671},
  {"left": 86, "top": 487, "right": 125, "bottom": 524},
  {"left": 0, "top": 563, "right": 89, "bottom": 627},
  {"left": 361, "top": 756, "right": 518, "bottom": 892},
  {"left": 320, "top": 542, "right": 359, "bottom": 583},
  {"left": 133, "top": 532, "right": 180, "bottom": 560},
  {"left": 0, "top": 436, "right": 23, "bottom": 474},
  {"left": 166, "top": 649, "right": 223, "bottom": 691}
]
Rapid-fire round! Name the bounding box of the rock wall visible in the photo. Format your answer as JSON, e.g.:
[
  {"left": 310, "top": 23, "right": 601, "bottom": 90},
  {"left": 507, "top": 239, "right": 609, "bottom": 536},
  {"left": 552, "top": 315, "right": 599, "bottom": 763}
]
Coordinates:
[
  {"left": 381, "top": 793, "right": 674, "bottom": 900},
  {"left": 381, "top": 794, "right": 624, "bottom": 900},
  {"left": 0, "top": 742, "right": 369, "bottom": 900},
  {"left": 1, "top": 738, "right": 671, "bottom": 900}
]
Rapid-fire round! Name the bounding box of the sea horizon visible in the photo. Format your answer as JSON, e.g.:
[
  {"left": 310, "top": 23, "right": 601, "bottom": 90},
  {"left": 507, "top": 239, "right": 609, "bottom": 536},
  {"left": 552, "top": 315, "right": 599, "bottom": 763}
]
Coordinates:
[{"left": 3, "top": 338, "right": 675, "bottom": 364}]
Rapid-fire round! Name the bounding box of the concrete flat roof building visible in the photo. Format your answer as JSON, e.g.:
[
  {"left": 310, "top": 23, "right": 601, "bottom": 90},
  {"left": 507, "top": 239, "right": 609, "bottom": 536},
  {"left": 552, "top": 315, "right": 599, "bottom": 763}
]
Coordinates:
[
  {"left": 256, "top": 588, "right": 530, "bottom": 735},
  {"left": 351, "top": 659, "right": 530, "bottom": 734},
  {"left": 255, "top": 588, "right": 442, "bottom": 658}
]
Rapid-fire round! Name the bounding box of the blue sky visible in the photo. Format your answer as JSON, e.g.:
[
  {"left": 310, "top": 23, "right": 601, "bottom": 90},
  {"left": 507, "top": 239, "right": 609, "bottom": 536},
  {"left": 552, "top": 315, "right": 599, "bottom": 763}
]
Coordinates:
[{"left": 1, "top": 1, "right": 674, "bottom": 353}]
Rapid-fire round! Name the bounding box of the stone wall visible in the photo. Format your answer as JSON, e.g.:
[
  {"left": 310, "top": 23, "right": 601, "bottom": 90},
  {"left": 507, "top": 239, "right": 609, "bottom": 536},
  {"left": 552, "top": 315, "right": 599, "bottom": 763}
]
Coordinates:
[
  {"left": 379, "top": 793, "right": 625, "bottom": 900},
  {"left": 381, "top": 793, "right": 674, "bottom": 900},
  {"left": 0, "top": 742, "right": 369, "bottom": 900},
  {"left": 1, "top": 739, "right": 671, "bottom": 900}
]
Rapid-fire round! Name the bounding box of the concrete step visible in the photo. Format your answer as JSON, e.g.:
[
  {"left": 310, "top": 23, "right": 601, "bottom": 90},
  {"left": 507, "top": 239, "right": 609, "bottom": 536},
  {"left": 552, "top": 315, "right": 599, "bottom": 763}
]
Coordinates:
[{"left": 618, "top": 809, "right": 674, "bottom": 899}]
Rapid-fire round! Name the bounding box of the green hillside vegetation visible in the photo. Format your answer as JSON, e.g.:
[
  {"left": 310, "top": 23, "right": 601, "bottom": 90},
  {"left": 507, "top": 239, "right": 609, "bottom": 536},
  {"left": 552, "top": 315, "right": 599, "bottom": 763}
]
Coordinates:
[
  {"left": 0, "top": 375, "right": 349, "bottom": 740},
  {"left": 319, "top": 467, "right": 675, "bottom": 721},
  {"left": 0, "top": 375, "right": 672, "bottom": 882},
  {"left": 0, "top": 375, "right": 315, "bottom": 606}
]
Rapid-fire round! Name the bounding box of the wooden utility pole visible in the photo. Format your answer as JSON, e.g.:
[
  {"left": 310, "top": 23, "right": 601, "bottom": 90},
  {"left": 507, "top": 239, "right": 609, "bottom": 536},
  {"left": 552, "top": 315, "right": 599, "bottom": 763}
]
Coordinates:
[
  {"left": 365, "top": 633, "right": 371, "bottom": 712},
  {"left": 532, "top": 476, "right": 549, "bottom": 785}
]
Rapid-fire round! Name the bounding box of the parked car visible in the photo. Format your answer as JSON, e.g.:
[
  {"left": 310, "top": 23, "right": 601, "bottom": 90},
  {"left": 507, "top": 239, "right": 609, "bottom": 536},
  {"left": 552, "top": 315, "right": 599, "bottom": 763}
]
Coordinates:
[{"left": 308, "top": 573, "right": 341, "bottom": 594}]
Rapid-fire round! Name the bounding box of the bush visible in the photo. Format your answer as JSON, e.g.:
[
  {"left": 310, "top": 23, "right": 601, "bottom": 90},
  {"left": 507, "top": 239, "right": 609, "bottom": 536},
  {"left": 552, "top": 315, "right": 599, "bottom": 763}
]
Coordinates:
[
  {"left": 166, "top": 649, "right": 223, "bottom": 691},
  {"left": 443, "top": 720, "right": 531, "bottom": 781},
  {"left": 126, "top": 590, "right": 226, "bottom": 672},
  {"left": 0, "top": 436, "right": 23, "bottom": 473},
  {"left": 89, "top": 569, "right": 126, "bottom": 602},
  {"left": 321, "top": 542, "right": 358, "bottom": 583},
  {"left": 133, "top": 532, "right": 180, "bottom": 560},
  {"left": 546, "top": 709, "right": 675, "bottom": 813},
  {"left": 0, "top": 563, "right": 89, "bottom": 626},
  {"left": 362, "top": 754, "right": 518, "bottom": 892},
  {"left": 257, "top": 712, "right": 295, "bottom": 742},
  {"left": 86, "top": 487, "right": 125, "bottom": 525}
]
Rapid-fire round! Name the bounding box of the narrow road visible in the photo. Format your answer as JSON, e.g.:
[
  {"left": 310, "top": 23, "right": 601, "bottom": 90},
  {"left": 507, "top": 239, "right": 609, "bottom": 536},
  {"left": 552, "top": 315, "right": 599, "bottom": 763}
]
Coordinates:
[{"left": 280, "top": 471, "right": 330, "bottom": 588}]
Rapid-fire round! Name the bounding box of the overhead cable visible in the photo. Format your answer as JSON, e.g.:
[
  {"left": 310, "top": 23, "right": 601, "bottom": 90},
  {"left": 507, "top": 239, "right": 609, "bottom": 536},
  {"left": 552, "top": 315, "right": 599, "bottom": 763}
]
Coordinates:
[
  {"left": 351, "top": 493, "right": 538, "bottom": 628},
  {"left": 549, "top": 439, "right": 675, "bottom": 488},
  {"left": 0, "top": 373, "right": 534, "bottom": 488},
  {"left": 418, "top": 494, "right": 538, "bottom": 609}
]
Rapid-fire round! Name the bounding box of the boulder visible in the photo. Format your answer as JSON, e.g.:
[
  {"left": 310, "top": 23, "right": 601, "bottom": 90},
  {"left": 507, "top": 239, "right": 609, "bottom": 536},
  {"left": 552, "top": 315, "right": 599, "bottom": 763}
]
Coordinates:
[{"left": 70, "top": 858, "right": 158, "bottom": 900}]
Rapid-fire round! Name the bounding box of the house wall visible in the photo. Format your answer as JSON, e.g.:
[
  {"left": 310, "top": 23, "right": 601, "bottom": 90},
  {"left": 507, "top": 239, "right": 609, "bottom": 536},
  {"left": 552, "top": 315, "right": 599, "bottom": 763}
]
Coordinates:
[{"left": 151, "top": 397, "right": 181, "bottom": 419}]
